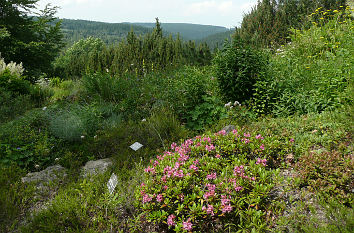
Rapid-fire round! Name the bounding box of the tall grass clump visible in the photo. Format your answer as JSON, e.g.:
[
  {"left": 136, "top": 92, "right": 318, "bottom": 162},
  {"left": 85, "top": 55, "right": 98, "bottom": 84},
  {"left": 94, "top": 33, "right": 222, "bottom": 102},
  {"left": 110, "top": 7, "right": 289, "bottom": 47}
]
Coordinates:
[{"left": 252, "top": 7, "right": 353, "bottom": 116}]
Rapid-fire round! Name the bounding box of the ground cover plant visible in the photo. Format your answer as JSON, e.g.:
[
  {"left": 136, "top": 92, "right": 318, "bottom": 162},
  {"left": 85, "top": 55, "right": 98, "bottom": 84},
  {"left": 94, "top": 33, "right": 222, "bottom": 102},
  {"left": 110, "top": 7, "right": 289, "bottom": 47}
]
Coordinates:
[{"left": 135, "top": 128, "right": 293, "bottom": 232}]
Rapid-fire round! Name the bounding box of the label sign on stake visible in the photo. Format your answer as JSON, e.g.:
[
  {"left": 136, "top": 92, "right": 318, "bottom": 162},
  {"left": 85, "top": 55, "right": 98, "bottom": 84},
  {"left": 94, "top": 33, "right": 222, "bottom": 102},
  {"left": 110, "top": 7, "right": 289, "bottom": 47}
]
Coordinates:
[
  {"left": 130, "top": 142, "right": 143, "bottom": 151},
  {"left": 107, "top": 173, "right": 118, "bottom": 195}
]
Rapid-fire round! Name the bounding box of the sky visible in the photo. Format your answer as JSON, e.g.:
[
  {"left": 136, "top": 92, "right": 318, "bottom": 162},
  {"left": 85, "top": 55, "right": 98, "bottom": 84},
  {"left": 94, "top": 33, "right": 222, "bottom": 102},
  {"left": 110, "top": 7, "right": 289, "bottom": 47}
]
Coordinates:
[{"left": 36, "top": 0, "right": 257, "bottom": 28}]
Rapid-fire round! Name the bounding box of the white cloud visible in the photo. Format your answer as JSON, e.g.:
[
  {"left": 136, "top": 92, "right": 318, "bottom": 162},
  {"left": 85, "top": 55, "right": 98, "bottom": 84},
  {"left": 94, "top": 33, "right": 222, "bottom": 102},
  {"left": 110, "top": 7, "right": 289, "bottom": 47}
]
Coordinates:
[{"left": 185, "top": 1, "right": 234, "bottom": 15}]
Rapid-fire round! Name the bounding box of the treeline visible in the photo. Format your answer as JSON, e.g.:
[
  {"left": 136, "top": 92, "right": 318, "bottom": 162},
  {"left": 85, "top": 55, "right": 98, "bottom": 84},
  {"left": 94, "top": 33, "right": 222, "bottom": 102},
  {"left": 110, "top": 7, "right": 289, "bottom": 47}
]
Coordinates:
[
  {"left": 60, "top": 19, "right": 151, "bottom": 46},
  {"left": 197, "top": 29, "right": 235, "bottom": 50},
  {"left": 54, "top": 19, "right": 212, "bottom": 78},
  {"left": 236, "top": 0, "right": 348, "bottom": 47}
]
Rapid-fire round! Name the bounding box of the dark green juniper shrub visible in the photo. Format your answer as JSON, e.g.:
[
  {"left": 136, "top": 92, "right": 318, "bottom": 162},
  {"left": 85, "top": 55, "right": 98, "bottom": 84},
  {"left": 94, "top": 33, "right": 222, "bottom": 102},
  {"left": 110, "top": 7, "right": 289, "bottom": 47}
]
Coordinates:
[{"left": 136, "top": 127, "right": 292, "bottom": 232}]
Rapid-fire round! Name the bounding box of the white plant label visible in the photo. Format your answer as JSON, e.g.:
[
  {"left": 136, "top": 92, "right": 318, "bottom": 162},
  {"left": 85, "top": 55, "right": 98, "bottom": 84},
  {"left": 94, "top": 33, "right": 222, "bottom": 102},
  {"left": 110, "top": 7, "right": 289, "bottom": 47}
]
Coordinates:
[
  {"left": 130, "top": 142, "right": 143, "bottom": 151},
  {"left": 107, "top": 173, "right": 118, "bottom": 195}
]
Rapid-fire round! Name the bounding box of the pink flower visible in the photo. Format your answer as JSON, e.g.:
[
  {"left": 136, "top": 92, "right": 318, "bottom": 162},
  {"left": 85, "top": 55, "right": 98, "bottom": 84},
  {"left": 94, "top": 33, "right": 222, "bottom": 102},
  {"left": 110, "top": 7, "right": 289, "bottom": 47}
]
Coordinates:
[
  {"left": 256, "top": 158, "right": 267, "bottom": 166},
  {"left": 205, "top": 144, "right": 215, "bottom": 151},
  {"left": 174, "top": 169, "right": 184, "bottom": 178},
  {"left": 244, "top": 133, "right": 251, "bottom": 137},
  {"left": 203, "top": 190, "right": 215, "bottom": 199},
  {"left": 234, "top": 186, "right": 243, "bottom": 192},
  {"left": 221, "top": 195, "right": 230, "bottom": 205},
  {"left": 206, "top": 183, "right": 216, "bottom": 191},
  {"left": 206, "top": 172, "right": 217, "bottom": 180},
  {"left": 221, "top": 204, "right": 233, "bottom": 213},
  {"left": 167, "top": 214, "right": 176, "bottom": 226},
  {"left": 144, "top": 166, "right": 155, "bottom": 174},
  {"left": 161, "top": 175, "right": 167, "bottom": 183},
  {"left": 203, "top": 137, "right": 211, "bottom": 143},
  {"left": 153, "top": 160, "right": 159, "bottom": 167},
  {"left": 171, "top": 142, "right": 177, "bottom": 150},
  {"left": 206, "top": 204, "right": 214, "bottom": 216},
  {"left": 215, "top": 154, "right": 221, "bottom": 158},
  {"left": 183, "top": 220, "right": 193, "bottom": 231},
  {"left": 260, "top": 144, "right": 265, "bottom": 150},
  {"left": 218, "top": 130, "right": 226, "bottom": 136},
  {"left": 189, "top": 164, "right": 198, "bottom": 171},
  {"left": 163, "top": 185, "right": 168, "bottom": 190},
  {"left": 255, "top": 134, "right": 264, "bottom": 140},
  {"left": 156, "top": 194, "right": 163, "bottom": 202},
  {"left": 232, "top": 129, "right": 238, "bottom": 135},
  {"left": 193, "top": 160, "right": 200, "bottom": 165},
  {"left": 142, "top": 194, "right": 153, "bottom": 204},
  {"left": 290, "top": 138, "right": 295, "bottom": 143},
  {"left": 242, "top": 138, "right": 250, "bottom": 144},
  {"left": 178, "top": 154, "right": 189, "bottom": 162}
]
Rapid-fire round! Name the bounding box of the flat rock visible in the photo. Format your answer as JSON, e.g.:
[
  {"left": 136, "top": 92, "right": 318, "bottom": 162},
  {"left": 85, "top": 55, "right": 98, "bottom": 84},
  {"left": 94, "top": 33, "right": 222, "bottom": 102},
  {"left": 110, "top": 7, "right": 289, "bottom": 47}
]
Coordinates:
[
  {"left": 81, "top": 158, "right": 113, "bottom": 177},
  {"left": 22, "top": 165, "right": 67, "bottom": 186},
  {"left": 222, "top": 125, "right": 235, "bottom": 134}
]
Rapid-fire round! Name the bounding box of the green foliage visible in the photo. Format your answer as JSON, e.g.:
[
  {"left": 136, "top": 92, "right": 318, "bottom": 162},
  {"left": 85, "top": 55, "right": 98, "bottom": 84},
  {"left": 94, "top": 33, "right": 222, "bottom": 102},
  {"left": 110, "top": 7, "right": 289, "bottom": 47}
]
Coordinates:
[
  {"left": 197, "top": 29, "right": 234, "bottom": 50},
  {"left": 59, "top": 18, "right": 151, "bottom": 46},
  {"left": 252, "top": 7, "right": 353, "bottom": 116},
  {"left": 295, "top": 150, "right": 353, "bottom": 206},
  {"left": 213, "top": 40, "right": 269, "bottom": 103},
  {"left": 0, "top": 87, "right": 34, "bottom": 123},
  {"left": 187, "top": 95, "right": 227, "bottom": 131},
  {"left": 0, "top": 165, "right": 35, "bottom": 233},
  {"left": 136, "top": 128, "right": 291, "bottom": 232},
  {"left": 54, "top": 21, "right": 212, "bottom": 78},
  {"left": 0, "top": 70, "right": 31, "bottom": 95},
  {"left": 53, "top": 37, "right": 105, "bottom": 78},
  {"left": 236, "top": 0, "right": 347, "bottom": 47},
  {"left": 131, "top": 22, "right": 229, "bottom": 41},
  {"left": 48, "top": 103, "right": 101, "bottom": 142},
  {"left": 0, "top": 109, "right": 57, "bottom": 170},
  {"left": 0, "top": 1, "right": 65, "bottom": 77}
]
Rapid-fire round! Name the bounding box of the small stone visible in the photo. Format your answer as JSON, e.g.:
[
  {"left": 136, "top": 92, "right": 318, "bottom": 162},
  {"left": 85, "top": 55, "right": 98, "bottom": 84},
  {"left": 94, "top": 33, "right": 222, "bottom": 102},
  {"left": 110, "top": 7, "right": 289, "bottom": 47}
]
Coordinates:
[{"left": 222, "top": 125, "right": 236, "bottom": 135}]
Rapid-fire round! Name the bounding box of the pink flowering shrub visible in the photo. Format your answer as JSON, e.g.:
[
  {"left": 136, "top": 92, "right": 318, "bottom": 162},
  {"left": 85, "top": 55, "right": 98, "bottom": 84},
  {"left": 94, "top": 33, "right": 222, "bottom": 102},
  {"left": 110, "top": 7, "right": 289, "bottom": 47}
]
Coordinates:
[{"left": 136, "top": 128, "right": 289, "bottom": 232}]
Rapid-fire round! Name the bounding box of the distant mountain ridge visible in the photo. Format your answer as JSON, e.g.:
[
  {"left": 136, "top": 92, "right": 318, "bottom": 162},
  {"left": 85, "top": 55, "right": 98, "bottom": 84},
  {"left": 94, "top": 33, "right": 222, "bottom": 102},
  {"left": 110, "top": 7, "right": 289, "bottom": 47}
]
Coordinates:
[
  {"left": 124, "top": 22, "right": 229, "bottom": 40},
  {"left": 59, "top": 19, "right": 232, "bottom": 47}
]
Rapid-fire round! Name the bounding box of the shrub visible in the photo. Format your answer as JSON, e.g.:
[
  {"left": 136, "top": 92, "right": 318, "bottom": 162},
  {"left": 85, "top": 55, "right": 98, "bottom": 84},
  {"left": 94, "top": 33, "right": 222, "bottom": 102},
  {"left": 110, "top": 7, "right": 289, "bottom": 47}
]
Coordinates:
[
  {"left": 0, "top": 87, "right": 34, "bottom": 123},
  {"left": 0, "top": 109, "right": 56, "bottom": 170},
  {"left": 48, "top": 104, "right": 101, "bottom": 142},
  {"left": 136, "top": 128, "right": 292, "bottom": 232},
  {"left": 213, "top": 40, "right": 269, "bottom": 103},
  {"left": 252, "top": 7, "right": 353, "bottom": 116},
  {"left": 295, "top": 149, "right": 353, "bottom": 206},
  {"left": 0, "top": 70, "right": 31, "bottom": 95}
]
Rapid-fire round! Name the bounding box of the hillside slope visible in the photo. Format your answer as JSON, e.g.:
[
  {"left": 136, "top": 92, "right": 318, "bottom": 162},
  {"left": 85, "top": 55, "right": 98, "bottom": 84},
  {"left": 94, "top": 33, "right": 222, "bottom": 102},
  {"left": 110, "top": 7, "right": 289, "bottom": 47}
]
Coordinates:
[
  {"left": 128, "top": 22, "right": 229, "bottom": 40},
  {"left": 60, "top": 19, "right": 151, "bottom": 45}
]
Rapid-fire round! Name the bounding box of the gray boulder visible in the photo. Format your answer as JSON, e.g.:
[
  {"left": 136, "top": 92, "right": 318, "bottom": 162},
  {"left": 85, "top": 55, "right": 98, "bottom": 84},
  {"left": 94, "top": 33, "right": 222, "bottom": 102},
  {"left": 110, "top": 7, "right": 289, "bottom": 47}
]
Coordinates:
[
  {"left": 22, "top": 165, "right": 67, "bottom": 188},
  {"left": 81, "top": 158, "right": 113, "bottom": 177}
]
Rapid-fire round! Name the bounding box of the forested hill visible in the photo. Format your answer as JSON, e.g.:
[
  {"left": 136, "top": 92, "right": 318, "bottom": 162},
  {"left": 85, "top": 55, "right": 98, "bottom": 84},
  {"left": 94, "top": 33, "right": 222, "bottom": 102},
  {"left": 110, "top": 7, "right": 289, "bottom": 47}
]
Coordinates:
[
  {"left": 197, "top": 29, "right": 235, "bottom": 50},
  {"left": 126, "top": 22, "right": 229, "bottom": 40},
  {"left": 60, "top": 19, "right": 151, "bottom": 45},
  {"left": 60, "top": 19, "right": 231, "bottom": 45}
]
